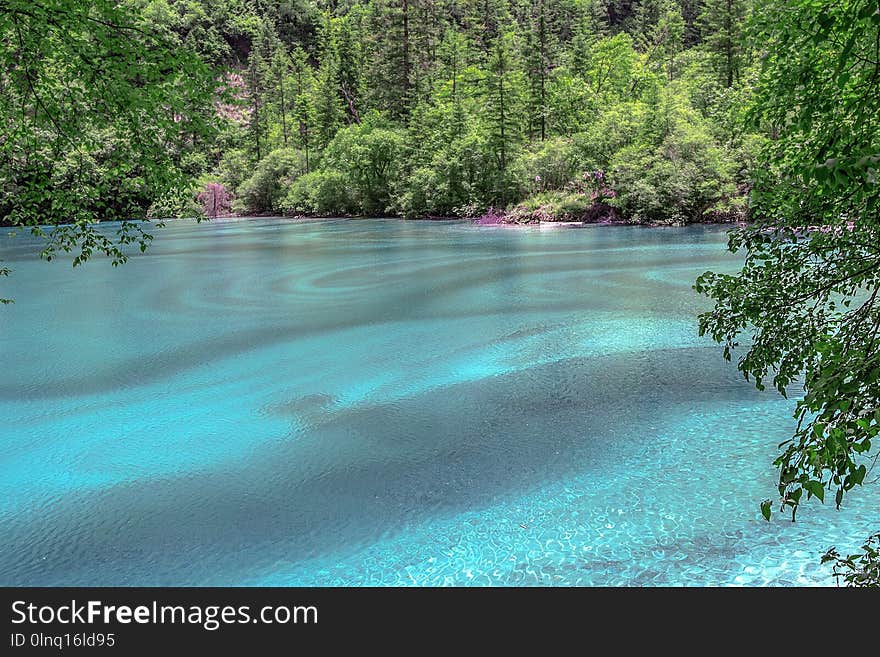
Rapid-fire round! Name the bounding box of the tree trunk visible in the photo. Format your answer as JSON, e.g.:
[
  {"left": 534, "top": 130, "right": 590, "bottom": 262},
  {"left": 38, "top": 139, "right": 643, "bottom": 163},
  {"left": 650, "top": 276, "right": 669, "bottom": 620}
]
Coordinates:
[
  {"left": 497, "top": 43, "right": 506, "bottom": 172},
  {"left": 402, "top": 0, "right": 411, "bottom": 102},
  {"left": 539, "top": 0, "right": 546, "bottom": 141},
  {"left": 279, "top": 68, "right": 288, "bottom": 147},
  {"left": 725, "top": 0, "right": 734, "bottom": 88}
]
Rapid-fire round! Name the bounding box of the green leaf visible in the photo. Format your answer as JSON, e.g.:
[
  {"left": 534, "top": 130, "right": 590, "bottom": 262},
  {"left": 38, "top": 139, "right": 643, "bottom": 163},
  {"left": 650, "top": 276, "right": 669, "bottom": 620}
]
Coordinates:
[
  {"left": 804, "top": 480, "right": 825, "bottom": 502},
  {"left": 851, "top": 464, "right": 867, "bottom": 486}
]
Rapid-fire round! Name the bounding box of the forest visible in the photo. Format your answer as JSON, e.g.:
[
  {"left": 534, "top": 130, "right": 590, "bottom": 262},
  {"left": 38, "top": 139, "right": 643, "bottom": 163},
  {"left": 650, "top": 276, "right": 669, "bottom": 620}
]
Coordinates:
[{"left": 1, "top": 0, "right": 758, "bottom": 226}]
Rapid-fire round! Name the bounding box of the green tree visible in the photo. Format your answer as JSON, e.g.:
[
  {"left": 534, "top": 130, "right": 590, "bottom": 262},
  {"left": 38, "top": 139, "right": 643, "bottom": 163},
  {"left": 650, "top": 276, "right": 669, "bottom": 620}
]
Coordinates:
[
  {"left": 524, "top": 0, "right": 555, "bottom": 141},
  {"left": 271, "top": 50, "right": 291, "bottom": 148},
  {"left": 333, "top": 13, "right": 363, "bottom": 124},
  {"left": 699, "top": 0, "right": 749, "bottom": 87},
  {"left": 235, "top": 147, "right": 307, "bottom": 214},
  {"left": 320, "top": 115, "right": 407, "bottom": 214},
  {"left": 312, "top": 51, "right": 345, "bottom": 150},
  {"left": 246, "top": 27, "right": 277, "bottom": 160},
  {"left": 290, "top": 46, "right": 317, "bottom": 172},
  {"left": 632, "top": 0, "right": 685, "bottom": 79},
  {"left": 485, "top": 31, "right": 524, "bottom": 186},
  {"left": 695, "top": 0, "right": 880, "bottom": 584},
  {"left": 0, "top": 0, "right": 214, "bottom": 302}
]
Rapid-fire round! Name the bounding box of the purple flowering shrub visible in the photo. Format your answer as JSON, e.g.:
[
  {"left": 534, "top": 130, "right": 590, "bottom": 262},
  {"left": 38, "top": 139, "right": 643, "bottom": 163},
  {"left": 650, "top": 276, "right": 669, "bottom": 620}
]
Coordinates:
[
  {"left": 197, "top": 182, "right": 232, "bottom": 218},
  {"left": 567, "top": 170, "right": 617, "bottom": 202},
  {"left": 474, "top": 207, "right": 507, "bottom": 225}
]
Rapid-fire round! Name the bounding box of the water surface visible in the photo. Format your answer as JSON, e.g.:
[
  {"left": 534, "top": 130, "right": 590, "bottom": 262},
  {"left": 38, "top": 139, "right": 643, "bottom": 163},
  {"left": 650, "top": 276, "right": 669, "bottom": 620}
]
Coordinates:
[{"left": 1, "top": 218, "right": 876, "bottom": 585}]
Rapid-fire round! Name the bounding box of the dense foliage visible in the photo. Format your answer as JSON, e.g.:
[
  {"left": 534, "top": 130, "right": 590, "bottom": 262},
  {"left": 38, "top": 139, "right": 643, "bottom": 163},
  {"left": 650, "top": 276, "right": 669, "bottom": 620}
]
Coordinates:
[
  {"left": 0, "top": 0, "right": 215, "bottom": 297},
  {"left": 696, "top": 0, "right": 880, "bottom": 586},
  {"left": 0, "top": 0, "right": 753, "bottom": 228},
  {"left": 225, "top": 0, "right": 756, "bottom": 224}
]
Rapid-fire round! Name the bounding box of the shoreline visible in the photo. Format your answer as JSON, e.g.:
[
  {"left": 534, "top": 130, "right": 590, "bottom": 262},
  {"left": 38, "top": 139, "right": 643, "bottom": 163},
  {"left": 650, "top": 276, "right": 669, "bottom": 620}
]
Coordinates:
[
  {"left": 198, "top": 214, "right": 743, "bottom": 229},
  {"left": 2, "top": 215, "right": 742, "bottom": 231}
]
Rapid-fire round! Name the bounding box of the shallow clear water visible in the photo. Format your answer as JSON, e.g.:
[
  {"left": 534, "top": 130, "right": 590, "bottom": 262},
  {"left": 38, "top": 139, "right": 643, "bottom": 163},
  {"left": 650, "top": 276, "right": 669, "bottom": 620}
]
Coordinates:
[{"left": 1, "top": 218, "right": 877, "bottom": 586}]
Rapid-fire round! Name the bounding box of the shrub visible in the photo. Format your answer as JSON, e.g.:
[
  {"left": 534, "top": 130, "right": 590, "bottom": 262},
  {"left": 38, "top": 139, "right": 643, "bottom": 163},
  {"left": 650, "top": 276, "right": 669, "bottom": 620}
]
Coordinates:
[
  {"left": 506, "top": 191, "right": 617, "bottom": 224},
  {"left": 282, "top": 170, "right": 358, "bottom": 216},
  {"left": 320, "top": 116, "right": 406, "bottom": 215},
  {"left": 509, "top": 137, "right": 585, "bottom": 197},
  {"left": 234, "top": 148, "right": 306, "bottom": 214},
  {"left": 571, "top": 103, "right": 645, "bottom": 170},
  {"left": 396, "top": 132, "right": 507, "bottom": 217},
  {"left": 216, "top": 148, "right": 253, "bottom": 194},
  {"left": 609, "top": 125, "right": 740, "bottom": 224},
  {"left": 147, "top": 186, "right": 203, "bottom": 219}
]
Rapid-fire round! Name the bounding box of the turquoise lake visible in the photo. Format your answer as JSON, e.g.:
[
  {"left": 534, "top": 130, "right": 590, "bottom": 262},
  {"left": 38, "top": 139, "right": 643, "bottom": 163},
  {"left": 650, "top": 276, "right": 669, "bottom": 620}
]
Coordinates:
[{"left": 1, "top": 217, "right": 877, "bottom": 586}]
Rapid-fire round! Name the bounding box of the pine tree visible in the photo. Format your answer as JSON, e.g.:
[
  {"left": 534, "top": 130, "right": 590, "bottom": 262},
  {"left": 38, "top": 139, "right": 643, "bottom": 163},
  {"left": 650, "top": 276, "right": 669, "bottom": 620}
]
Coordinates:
[
  {"left": 569, "top": 1, "right": 609, "bottom": 77},
  {"left": 247, "top": 48, "right": 268, "bottom": 161},
  {"left": 313, "top": 58, "right": 344, "bottom": 150},
  {"left": 437, "top": 29, "right": 470, "bottom": 140},
  {"left": 271, "top": 50, "right": 291, "bottom": 147},
  {"left": 246, "top": 24, "right": 280, "bottom": 159},
  {"left": 524, "top": 0, "right": 553, "bottom": 141},
  {"left": 700, "top": 0, "right": 749, "bottom": 87},
  {"left": 630, "top": 0, "right": 685, "bottom": 79},
  {"left": 485, "top": 31, "right": 524, "bottom": 199},
  {"left": 290, "top": 46, "right": 317, "bottom": 172},
  {"left": 334, "top": 15, "right": 363, "bottom": 123},
  {"left": 362, "top": 0, "right": 418, "bottom": 117},
  {"left": 679, "top": 0, "right": 704, "bottom": 46}
]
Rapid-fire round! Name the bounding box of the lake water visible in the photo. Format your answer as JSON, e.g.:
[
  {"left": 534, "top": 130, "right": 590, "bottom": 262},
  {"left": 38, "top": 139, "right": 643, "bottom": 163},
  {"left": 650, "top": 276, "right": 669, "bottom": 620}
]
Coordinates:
[{"left": 1, "top": 218, "right": 877, "bottom": 586}]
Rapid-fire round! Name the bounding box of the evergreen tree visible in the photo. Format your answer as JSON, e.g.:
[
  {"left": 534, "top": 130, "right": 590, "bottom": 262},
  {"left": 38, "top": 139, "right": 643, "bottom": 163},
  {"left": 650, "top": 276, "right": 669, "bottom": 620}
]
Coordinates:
[
  {"left": 334, "top": 14, "right": 363, "bottom": 123},
  {"left": 700, "top": 0, "right": 749, "bottom": 87},
  {"left": 271, "top": 50, "right": 291, "bottom": 147},
  {"left": 524, "top": 0, "right": 553, "bottom": 141},
  {"left": 363, "top": 0, "right": 414, "bottom": 117},
  {"left": 313, "top": 57, "right": 345, "bottom": 149},
  {"left": 485, "top": 31, "right": 524, "bottom": 194},
  {"left": 247, "top": 46, "right": 268, "bottom": 161},
  {"left": 291, "top": 46, "right": 317, "bottom": 171},
  {"left": 680, "top": 0, "right": 704, "bottom": 46}
]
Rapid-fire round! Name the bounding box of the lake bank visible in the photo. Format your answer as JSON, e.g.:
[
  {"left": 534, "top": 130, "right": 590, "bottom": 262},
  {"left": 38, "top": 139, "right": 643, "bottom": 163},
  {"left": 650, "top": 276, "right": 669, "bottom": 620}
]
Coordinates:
[{"left": 196, "top": 213, "right": 743, "bottom": 230}]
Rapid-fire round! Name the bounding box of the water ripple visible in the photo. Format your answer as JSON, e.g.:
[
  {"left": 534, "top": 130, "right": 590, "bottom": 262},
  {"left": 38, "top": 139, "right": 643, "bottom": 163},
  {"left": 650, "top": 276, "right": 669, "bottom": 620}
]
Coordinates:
[{"left": 1, "top": 219, "right": 875, "bottom": 586}]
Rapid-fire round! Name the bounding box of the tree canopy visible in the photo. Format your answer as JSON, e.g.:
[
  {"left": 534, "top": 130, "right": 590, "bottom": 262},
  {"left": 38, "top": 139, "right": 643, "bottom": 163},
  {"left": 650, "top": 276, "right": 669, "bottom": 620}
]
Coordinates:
[
  {"left": 0, "top": 0, "right": 215, "bottom": 302},
  {"left": 696, "top": 0, "right": 880, "bottom": 583}
]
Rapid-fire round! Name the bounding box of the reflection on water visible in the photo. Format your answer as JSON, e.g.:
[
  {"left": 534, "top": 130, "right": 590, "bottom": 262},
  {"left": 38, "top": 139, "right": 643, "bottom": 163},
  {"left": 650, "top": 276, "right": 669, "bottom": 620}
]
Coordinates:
[{"left": 0, "top": 218, "right": 876, "bottom": 585}]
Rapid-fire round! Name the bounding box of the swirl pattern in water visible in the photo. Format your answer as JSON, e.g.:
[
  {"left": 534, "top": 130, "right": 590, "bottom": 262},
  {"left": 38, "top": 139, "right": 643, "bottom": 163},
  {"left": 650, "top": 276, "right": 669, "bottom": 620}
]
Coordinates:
[{"left": 0, "top": 218, "right": 876, "bottom": 585}]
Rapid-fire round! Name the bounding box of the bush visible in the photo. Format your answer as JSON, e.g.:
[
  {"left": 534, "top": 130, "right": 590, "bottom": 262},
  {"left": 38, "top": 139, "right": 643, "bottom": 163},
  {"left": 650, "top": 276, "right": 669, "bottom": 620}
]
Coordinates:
[
  {"left": 396, "top": 166, "right": 447, "bottom": 218},
  {"left": 282, "top": 170, "right": 358, "bottom": 216},
  {"left": 509, "top": 137, "right": 586, "bottom": 197},
  {"left": 571, "top": 103, "right": 645, "bottom": 170},
  {"left": 506, "top": 191, "right": 617, "bottom": 224},
  {"left": 320, "top": 116, "right": 406, "bottom": 215},
  {"left": 609, "top": 123, "right": 740, "bottom": 224},
  {"left": 147, "top": 186, "right": 203, "bottom": 219},
  {"left": 396, "top": 132, "right": 507, "bottom": 217},
  {"left": 234, "top": 148, "right": 306, "bottom": 214},
  {"left": 216, "top": 148, "right": 253, "bottom": 194}
]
